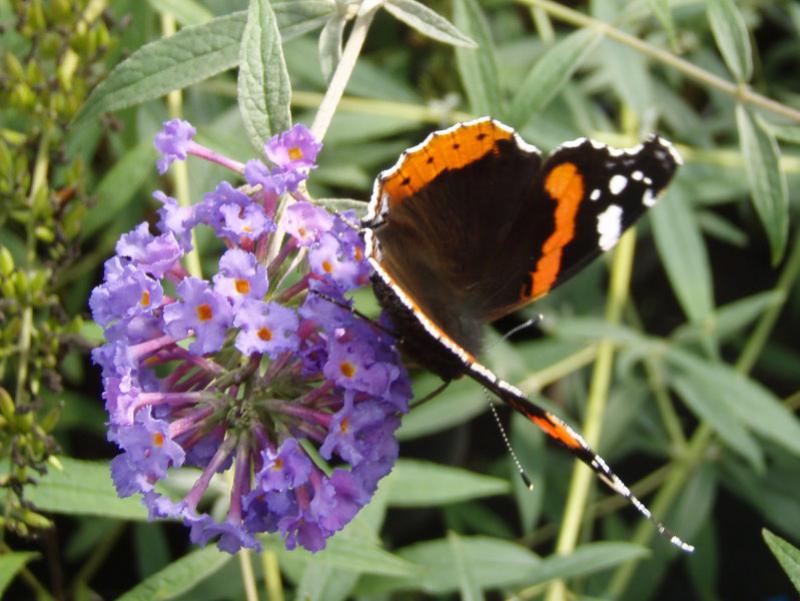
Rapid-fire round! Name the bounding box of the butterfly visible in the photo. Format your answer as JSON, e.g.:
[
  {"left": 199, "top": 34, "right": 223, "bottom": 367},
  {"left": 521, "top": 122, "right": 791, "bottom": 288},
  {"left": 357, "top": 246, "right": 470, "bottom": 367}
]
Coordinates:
[{"left": 361, "top": 117, "right": 693, "bottom": 552}]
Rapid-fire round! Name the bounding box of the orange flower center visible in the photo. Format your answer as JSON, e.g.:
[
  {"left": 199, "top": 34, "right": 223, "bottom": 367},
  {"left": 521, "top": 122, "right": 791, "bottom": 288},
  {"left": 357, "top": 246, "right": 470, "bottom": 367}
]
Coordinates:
[
  {"left": 340, "top": 417, "right": 350, "bottom": 433},
  {"left": 322, "top": 260, "right": 333, "bottom": 273},
  {"left": 288, "top": 147, "right": 303, "bottom": 161},
  {"left": 339, "top": 361, "right": 356, "bottom": 378},
  {"left": 140, "top": 290, "right": 151, "bottom": 307},
  {"left": 152, "top": 432, "right": 164, "bottom": 447},
  {"left": 354, "top": 246, "right": 363, "bottom": 261},
  {"left": 272, "top": 458, "right": 284, "bottom": 470},
  {"left": 258, "top": 327, "right": 273, "bottom": 341},
  {"left": 235, "top": 278, "right": 250, "bottom": 294},
  {"left": 196, "top": 304, "right": 213, "bottom": 321}
]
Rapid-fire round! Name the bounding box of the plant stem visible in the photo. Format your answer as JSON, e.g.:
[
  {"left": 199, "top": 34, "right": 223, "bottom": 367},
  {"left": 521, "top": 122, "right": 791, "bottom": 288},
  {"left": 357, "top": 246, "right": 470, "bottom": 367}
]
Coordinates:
[
  {"left": 161, "top": 13, "right": 202, "bottom": 279},
  {"left": 310, "top": 2, "right": 381, "bottom": 142},
  {"left": 263, "top": 550, "right": 285, "bottom": 601},
  {"left": 518, "top": 345, "right": 598, "bottom": 395},
  {"left": 545, "top": 229, "right": 637, "bottom": 601},
  {"left": 239, "top": 548, "right": 259, "bottom": 601},
  {"left": 520, "top": 0, "right": 800, "bottom": 123}
]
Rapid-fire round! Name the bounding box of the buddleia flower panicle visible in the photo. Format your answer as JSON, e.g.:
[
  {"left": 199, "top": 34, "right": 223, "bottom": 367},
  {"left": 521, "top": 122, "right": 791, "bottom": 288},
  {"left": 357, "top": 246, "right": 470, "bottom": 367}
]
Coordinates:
[{"left": 90, "top": 119, "right": 411, "bottom": 553}]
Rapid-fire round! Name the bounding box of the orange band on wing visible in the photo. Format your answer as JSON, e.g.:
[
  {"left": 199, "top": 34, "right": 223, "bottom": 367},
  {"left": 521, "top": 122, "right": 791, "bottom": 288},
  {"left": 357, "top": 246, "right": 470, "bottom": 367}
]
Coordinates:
[
  {"left": 529, "top": 162, "right": 584, "bottom": 298},
  {"left": 531, "top": 414, "right": 581, "bottom": 449},
  {"left": 382, "top": 120, "right": 514, "bottom": 202}
]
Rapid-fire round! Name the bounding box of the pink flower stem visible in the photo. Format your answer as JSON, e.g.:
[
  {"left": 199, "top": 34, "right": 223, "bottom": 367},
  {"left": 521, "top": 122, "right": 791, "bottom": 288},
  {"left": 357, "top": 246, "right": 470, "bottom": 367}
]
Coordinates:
[
  {"left": 184, "top": 433, "right": 237, "bottom": 510},
  {"left": 187, "top": 141, "right": 245, "bottom": 174}
]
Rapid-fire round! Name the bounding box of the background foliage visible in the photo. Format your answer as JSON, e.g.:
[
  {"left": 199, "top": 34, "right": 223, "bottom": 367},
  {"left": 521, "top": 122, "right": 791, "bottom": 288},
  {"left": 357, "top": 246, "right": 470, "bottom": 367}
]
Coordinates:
[{"left": 2, "top": 0, "right": 800, "bottom": 599}]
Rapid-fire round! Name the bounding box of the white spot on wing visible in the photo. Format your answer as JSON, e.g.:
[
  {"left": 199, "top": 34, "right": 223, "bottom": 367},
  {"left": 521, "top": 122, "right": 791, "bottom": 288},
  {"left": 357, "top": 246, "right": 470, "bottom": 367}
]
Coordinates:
[
  {"left": 597, "top": 204, "right": 623, "bottom": 250},
  {"left": 643, "top": 188, "right": 657, "bottom": 207},
  {"left": 632, "top": 170, "right": 643, "bottom": 181},
  {"left": 590, "top": 189, "right": 601, "bottom": 201},
  {"left": 609, "top": 174, "right": 627, "bottom": 195}
]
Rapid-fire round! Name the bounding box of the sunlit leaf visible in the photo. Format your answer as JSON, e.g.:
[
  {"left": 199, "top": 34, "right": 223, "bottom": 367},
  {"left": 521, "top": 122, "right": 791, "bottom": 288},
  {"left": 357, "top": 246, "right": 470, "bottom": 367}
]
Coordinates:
[
  {"left": 707, "top": 0, "right": 753, "bottom": 82},
  {"left": 453, "top": 0, "right": 501, "bottom": 117},
  {"left": 385, "top": 0, "right": 476, "bottom": 47},
  {"left": 385, "top": 459, "right": 509, "bottom": 506},
  {"left": 763, "top": 529, "right": 800, "bottom": 593}
]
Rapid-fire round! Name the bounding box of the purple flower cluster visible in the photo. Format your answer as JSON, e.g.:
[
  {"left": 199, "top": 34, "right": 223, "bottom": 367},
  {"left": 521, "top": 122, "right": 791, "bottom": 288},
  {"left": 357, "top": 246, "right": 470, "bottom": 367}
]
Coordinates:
[{"left": 90, "top": 121, "right": 409, "bottom": 553}]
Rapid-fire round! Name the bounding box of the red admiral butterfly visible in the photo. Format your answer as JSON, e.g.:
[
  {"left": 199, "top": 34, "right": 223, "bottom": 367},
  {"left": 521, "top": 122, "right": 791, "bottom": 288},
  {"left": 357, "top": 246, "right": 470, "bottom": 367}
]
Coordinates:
[{"left": 362, "top": 117, "right": 693, "bottom": 552}]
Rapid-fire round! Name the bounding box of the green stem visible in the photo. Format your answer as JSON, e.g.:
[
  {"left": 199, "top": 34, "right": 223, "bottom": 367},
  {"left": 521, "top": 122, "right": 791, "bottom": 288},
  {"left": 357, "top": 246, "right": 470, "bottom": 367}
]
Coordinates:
[
  {"left": 161, "top": 13, "right": 202, "bottom": 279},
  {"left": 545, "top": 229, "right": 637, "bottom": 601},
  {"left": 518, "top": 345, "right": 598, "bottom": 395},
  {"left": 310, "top": 2, "right": 381, "bottom": 142},
  {"left": 605, "top": 233, "right": 800, "bottom": 597},
  {"left": 262, "top": 550, "right": 285, "bottom": 601},
  {"left": 14, "top": 306, "right": 33, "bottom": 406},
  {"left": 520, "top": 0, "right": 800, "bottom": 123},
  {"left": 239, "top": 548, "right": 259, "bottom": 601}
]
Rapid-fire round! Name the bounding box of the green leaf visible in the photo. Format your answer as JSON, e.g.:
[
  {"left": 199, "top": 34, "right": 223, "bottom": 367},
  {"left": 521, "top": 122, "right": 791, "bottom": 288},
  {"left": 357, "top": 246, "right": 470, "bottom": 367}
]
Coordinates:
[
  {"left": 667, "top": 349, "right": 800, "bottom": 456},
  {"left": 448, "top": 531, "right": 485, "bottom": 601},
  {"left": 696, "top": 209, "right": 748, "bottom": 247},
  {"left": 0, "top": 552, "right": 39, "bottom": 596},
  {"left": 384, "top": 0, "right": 476, "bottom": 48},
  {"left": 670, "top": 374, "right": 764, "bottom": 471},
  {"left": 706, "top": 0, "right": 753, "bottom": 82},
  {"left": 508, "top": 29, "right": 600, "bottom": 128},
  {"left": 763, "top": 529, "right": 800, "bottom": 593},
  {"left": 74, "top": 12, "right": 247, "bottom": 125},
  {"left": 385, "top": 459, "right": 509, "bottom": 506},
  {"left": 274, "top": 0, "right": 336, "bottom": 39},
  {"left": 145, "top": 0, "right": 214, "bottom": 26},
  {"left": 397, "top": 374, "right": 488, "bottom": 440},
  {"left": 511, "top": 412, "right": 546, "bottom": 534},
  {"left": 524, "top": 542, "right": 649, "bottom": 585},
  {"left": 117, "top": 547, "right": 232, "bottom": 601},
  {"left": 736, "top": 105, "right": 788, "bottom": 264},
  {"left": 358, "top": 536, "right": 540, "bottom": 594},
  {"left": 25, "top": 457, "right": 147, "bottom": 520},
  {"left": 316, "top": 197, "right": 368, "bottom": 218},
  {"left": 238, "top": 0, "right": 292, "bottom": 154},
  {"left": 453, "top": 0, "right": 501, "bottom": 117},
  {"left": 651, "top": 187, "right": 714, "bottom": 324},
  {"left": 318, "top": 14, "right": 345, "bottom": 83},
  {"left": 81, "top": 140, "right": 156, "bottom": 240},
  {"left": 763, "top": 122, "right": 800, "bottom": 145},
  {"left": 645, "top": 0, "right": 677, "bottom": 47}
]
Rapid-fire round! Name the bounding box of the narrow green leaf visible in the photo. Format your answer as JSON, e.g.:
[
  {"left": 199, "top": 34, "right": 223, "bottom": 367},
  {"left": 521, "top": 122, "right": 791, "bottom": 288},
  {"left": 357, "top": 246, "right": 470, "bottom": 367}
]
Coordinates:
[
  {"left": 316, "top": 197, "right": 368, "bottom": 218},
  {"left": 385, "top": 459, "right": 509, "bottom": 506},
  {"left": 706, "top": 0, "right": 753, "bottom": 82},
  {"left": 117, "top": 547, "right": 232, "bottom": 601},
  {"left": 295, "top": 563, "right": 359, "bottom": 601},
  {"left": 453, "top": 0, "right": 502, "bottom": 117},
  {"left": 318, "top": 14, "right": 345, "bottom": 83},
  {"left": 81, "top": 140, "right": 156, "bottom": 240},
  {"left": 736, "top": 105, "right": 788, "bottom": 264},
  {"left": 508, "top": 29, "right": 600, "bottom": 128},
  {"left": 74, "top": 12, "right": 247, "bottom": 125},
  {"left": 550, "top": 316, "right": 653, "bottom": 349},
  {"left": 645, "top": 0, "right": 677, "bottom": 46},
  {"left": 667, "top": 349, "right": 800, "bottom": 456},
  {"left": 763, "top": 529, "right": 800, "bottom": 593},
  {"left": 238, "top": 0, "right": 292, "bottom": 153},
  {"left": 25, "top": 457, "right": 147, "bottom": 520},
  {"left": 671, "top": 375, "right": 764, "bottom": 471},
  {"left": 145, "top": 0, "right": 214, "bottom": 26},
  {"left": 0, "top": 552, "right": 39, "bottom": 596},
  {"left": 448, "top": 531, "right": 485, "bottom": 601},
  {"left": 384, "top": 0, "right": 476, "bottom": 48},
  {"left": 525, "top": 542, "right": 649, "bottom": 585},
  {"left": 696, "top": 209, "right": 748, "bottom": 247},
  {"left": 360, "top": 536, "right": 540, "bottom": 594},
  {"left": 651, "top": 187, "right": 714, "bottom": 324},
  {"left": 511, "top": 412, "right": 545, "bottom": 534},
  {"left": 397, "top": 374, "right": 488, "bottom": 440},
  {"left": 274, "top": 0, "right": 336, "bottom": 39},
  {"left": 763, "top": 122, "right": 800, "bottom": 145}
]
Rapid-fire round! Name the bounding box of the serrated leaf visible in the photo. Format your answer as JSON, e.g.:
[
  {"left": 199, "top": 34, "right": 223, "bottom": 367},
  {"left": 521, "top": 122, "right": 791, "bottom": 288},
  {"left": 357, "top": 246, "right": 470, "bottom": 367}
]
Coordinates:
[
  {"left": 670, "top": 374, "right": 764, "bottom": 471},
  {"left": 318, "top": 14, "right": 345, "bottom": 83},
  {"left": 525, "top": 542, "right": 649, "bottom": 585},
  {"left": 453, "top": 0, "right": 501, "bottom": 117},
  {"left": 763, "top": 529, "right": 800, "bottom": 593},
  {"left": 736, "top": 105, "right": 788, "bottom": 264},
  {"left": 146, "top": 0, "right": 214, "bottom": 26},
  {"left": 117, "top": 547, "right": 231, "bottom": 601},
  {"left": 667, "top": 348, "right": 800, "bottom": 456},
  {"left": 359, "top": 536, "right": 540, "bottom": 594},
  {"left": 384, "top": 0, "right": 476, "bottom": 48},
  {"left": 385, "top": 459, "right": 509, "bottom": 506},
  {"left": 74, "top": 12, "right": 247, "bottom": 125},
  {"left": 24, "top": 457, "right": 147, "bottom": 520},
  {"left": 448, "top": 531, "right": 485, "bottom": 601},
  {"left": 706, "top": 0, "right": 753, "bottom": 82},
  {"left": 651, "top": 187, "right": 714, "bottom": 324},
  {"left": 238, "top": 0, "right": 292, "bottom": 153},
  {"left": 508, "top": 29, "right": 600, "bottom": 127},
  {"left": 0, "top": 552, "right": 39, "bottom": 596}
]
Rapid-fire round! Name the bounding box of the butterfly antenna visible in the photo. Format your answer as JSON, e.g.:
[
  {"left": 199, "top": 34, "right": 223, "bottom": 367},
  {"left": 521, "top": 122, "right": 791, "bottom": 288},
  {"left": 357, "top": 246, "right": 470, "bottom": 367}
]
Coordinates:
[{"left": 487, "top": 395, "right": 533, "bottom": 491}]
